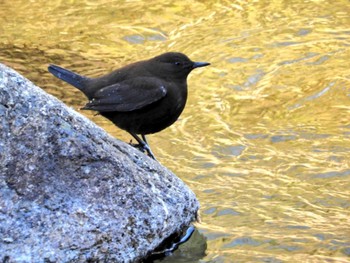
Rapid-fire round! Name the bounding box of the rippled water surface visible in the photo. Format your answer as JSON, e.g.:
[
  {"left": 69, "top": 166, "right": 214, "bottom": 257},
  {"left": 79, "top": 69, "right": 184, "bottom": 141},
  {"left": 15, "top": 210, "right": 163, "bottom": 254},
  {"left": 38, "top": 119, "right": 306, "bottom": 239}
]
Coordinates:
[{"left": 1, "top": 0, "right": 350, "bottom": 262}]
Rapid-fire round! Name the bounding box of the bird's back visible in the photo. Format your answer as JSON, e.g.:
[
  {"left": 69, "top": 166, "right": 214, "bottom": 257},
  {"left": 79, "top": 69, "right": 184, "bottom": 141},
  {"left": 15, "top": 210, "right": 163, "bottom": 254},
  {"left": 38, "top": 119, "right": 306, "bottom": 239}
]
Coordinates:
[{"left": 85, "top": 60, "right": 152, "bottom": 96}]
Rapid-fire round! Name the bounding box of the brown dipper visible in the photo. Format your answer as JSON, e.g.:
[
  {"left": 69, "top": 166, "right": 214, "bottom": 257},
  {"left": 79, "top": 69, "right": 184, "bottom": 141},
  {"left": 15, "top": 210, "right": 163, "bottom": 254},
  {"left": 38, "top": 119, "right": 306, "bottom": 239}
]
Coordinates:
[{"left": 48, "top": 52, "right": 210, "bottom": 159}]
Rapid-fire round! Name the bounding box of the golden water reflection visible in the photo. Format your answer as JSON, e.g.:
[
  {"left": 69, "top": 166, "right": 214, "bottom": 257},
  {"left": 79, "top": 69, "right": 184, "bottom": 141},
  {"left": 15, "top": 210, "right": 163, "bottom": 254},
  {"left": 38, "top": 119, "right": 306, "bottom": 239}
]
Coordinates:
[{"left": 1, "top": 0, "right": 350, "bottom": 262}]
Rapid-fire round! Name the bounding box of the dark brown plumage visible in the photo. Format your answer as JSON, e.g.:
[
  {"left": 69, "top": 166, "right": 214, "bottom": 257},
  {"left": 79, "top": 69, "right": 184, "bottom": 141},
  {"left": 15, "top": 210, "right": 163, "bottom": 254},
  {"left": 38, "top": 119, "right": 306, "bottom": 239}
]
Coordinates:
[{"left": 48, "top": 52, "right": 210, "bottom": 159}]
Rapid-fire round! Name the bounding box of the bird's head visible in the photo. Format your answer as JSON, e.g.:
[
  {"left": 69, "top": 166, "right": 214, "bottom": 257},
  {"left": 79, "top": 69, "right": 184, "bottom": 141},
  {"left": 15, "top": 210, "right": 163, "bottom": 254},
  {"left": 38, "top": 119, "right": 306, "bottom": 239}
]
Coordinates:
[{"left": 150, "top": 52, "right": 210, "bottom": 80}]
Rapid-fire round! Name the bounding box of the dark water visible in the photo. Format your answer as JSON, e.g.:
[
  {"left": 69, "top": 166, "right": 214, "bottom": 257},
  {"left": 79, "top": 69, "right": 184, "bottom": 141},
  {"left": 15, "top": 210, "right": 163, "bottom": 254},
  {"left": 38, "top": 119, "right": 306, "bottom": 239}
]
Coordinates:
[{"left": 1, "top": 1, "right": 350, "bottom": 262}]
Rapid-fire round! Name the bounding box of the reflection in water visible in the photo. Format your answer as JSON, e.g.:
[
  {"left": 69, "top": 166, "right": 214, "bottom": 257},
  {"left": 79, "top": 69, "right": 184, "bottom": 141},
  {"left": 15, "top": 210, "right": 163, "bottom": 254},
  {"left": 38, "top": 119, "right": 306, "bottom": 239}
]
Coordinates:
[
  {"left": 1, "top": 0, "right": 350, "bottom": 262},
  {"left": 152, "top": 228, "right": 208, "bottom": 263}
]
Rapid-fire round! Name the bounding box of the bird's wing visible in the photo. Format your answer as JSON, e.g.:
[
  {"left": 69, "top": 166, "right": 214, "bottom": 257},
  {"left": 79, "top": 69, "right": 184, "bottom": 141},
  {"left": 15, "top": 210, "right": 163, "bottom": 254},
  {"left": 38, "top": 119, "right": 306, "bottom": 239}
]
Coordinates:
[{"left": 82, "top": 77, "right": 167, "bottom": 112}]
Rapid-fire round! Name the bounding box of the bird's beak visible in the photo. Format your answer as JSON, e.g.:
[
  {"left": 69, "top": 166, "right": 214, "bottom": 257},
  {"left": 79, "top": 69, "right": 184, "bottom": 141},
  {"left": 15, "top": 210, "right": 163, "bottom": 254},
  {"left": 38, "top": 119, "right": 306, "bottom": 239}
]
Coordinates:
[{"left": 192, "top": 62, "right": 210, "bottom": 69}]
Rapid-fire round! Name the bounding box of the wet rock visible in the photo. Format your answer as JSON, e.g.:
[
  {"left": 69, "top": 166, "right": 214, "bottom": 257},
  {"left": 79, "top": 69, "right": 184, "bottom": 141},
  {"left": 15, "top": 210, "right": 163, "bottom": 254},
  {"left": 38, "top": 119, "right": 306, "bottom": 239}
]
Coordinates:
[{"left": 0, "top": 63, "right": 199, "bottom": 262}]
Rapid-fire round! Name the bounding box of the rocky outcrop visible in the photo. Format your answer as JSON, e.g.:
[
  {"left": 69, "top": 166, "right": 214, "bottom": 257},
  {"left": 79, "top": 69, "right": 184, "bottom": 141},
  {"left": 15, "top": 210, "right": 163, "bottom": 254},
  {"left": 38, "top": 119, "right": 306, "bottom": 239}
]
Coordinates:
[{"left": 0, "top": 63, "right": 199, "bottom": 262}]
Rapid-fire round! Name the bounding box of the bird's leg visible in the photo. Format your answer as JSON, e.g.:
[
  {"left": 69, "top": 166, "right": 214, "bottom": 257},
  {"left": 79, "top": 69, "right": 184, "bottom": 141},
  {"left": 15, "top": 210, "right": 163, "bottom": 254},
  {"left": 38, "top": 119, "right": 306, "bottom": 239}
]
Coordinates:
[
  {"left": 141, "top": 135, "right": 157, "bottom": 160},
  {"left": 130, "top": 132, "right": 156, "bottom": 160}
]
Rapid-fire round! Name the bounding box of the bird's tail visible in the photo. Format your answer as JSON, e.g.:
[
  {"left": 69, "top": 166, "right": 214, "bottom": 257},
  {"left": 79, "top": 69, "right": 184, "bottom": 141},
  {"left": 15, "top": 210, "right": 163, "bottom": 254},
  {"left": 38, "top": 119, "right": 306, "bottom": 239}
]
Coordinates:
[{"left": 48, "top": 64, "right": 89, "bottom": 92}]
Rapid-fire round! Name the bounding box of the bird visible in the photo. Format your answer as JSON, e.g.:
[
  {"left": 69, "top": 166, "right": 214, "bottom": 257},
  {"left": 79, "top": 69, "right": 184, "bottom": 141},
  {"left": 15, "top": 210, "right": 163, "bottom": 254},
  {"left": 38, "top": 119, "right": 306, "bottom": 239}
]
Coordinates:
[{"left": 48, "top": 52, "right": 210, "bottom": 159}]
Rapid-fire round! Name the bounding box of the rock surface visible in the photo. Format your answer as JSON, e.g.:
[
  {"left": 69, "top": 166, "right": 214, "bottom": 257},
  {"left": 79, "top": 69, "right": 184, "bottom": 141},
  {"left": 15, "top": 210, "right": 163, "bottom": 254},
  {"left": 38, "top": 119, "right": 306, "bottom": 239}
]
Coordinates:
[{"left": 0, "top": 63, "right": 199, "bottom": 262}]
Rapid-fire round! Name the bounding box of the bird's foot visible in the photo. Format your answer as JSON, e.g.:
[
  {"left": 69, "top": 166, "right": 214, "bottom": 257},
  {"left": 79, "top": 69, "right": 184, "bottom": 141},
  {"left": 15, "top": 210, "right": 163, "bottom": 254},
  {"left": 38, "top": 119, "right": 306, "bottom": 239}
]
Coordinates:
[
  {"left": 129, "top": 140, "right": 143, "bottom": 150},
  {"left": 129, "top": 140, "right": 156, "bottom": 160},
  {"left": 142, "top": 143, "right": 156, "bottom": 160}
]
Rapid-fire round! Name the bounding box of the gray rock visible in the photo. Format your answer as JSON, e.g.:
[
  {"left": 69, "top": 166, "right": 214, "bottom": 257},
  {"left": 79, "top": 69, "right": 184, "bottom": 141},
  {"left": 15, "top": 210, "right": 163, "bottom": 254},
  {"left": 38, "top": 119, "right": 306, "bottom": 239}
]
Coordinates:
[{"left": 0, "top": 63, "right": 199, "bottom": 262}]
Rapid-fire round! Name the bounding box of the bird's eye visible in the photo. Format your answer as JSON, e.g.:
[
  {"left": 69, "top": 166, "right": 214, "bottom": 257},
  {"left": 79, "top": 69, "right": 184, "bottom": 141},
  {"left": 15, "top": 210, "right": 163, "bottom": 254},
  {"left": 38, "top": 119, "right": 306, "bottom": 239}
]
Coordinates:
[{"left": 174, "top": 61, "right": 181, "bottom": 66}]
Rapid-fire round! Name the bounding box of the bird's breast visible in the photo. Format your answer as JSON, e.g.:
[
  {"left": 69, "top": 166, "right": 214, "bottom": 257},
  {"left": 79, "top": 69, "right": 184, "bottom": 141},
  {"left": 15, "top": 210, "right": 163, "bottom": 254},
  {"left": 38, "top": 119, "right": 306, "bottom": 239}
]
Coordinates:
[{"left": 164, "top": 82, "right": 188, "bottom": 111}]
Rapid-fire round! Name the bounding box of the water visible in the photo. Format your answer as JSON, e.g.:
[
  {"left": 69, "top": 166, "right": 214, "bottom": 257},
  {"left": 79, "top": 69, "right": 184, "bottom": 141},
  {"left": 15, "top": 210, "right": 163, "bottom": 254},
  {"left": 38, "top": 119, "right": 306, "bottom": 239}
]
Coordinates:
[{"left": 1, "top": 1, "right": 350, "bottom": 262}]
